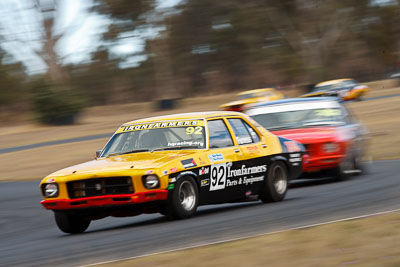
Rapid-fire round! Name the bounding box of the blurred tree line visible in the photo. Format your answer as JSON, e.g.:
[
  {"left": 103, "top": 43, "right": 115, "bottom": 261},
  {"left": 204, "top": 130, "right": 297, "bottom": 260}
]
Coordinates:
[{"left": 0, "top": 0, "right": 399, "bottom": 124}]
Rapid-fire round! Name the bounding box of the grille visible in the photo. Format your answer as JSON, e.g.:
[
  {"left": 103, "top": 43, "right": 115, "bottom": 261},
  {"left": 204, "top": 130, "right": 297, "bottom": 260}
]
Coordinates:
[
  {"left": 303, "top": 144, "right": 313, "bottom": 156},
  {"left": 67, "top": 177, "right": 134, "bottom": 199}
]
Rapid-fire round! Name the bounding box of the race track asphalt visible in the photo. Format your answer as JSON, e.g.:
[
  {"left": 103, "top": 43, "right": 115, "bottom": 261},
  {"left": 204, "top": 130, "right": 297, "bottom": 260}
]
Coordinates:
[{"left": 0, "top": 160, "right": 399, "bottom": 267}]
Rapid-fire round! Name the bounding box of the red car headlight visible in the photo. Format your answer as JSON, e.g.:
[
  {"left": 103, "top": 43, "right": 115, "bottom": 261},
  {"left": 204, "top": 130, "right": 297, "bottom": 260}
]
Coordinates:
[
  {"left": 302, "top": 154, "right": 310, "bottom": 164},
  {"left": 322, "top": 142, "right": 340, "bottom": 153}
]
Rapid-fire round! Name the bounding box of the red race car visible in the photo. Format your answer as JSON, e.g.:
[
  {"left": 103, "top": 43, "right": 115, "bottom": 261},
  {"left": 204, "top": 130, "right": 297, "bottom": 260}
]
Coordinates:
[{"left": 245, "top": 97, "right": 368, "bottom": 180}]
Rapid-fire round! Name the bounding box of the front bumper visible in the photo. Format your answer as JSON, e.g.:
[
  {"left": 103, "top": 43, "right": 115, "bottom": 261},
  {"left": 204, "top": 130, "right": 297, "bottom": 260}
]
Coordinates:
[
  {"left": 41, "top": 190, "right": 168, "bottom": 210},
  {"left": 303, "top": 154, "right": 345, "bottom": 172}
]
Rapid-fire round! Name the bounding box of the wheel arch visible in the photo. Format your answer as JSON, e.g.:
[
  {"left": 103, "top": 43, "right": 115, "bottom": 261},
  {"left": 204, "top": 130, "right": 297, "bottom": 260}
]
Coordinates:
[
  {"left": 174, "top": 171, "right": 200, "bottom": 193},
  {"left": 269, "top": 155, "right": 291, "bottom": 178}
]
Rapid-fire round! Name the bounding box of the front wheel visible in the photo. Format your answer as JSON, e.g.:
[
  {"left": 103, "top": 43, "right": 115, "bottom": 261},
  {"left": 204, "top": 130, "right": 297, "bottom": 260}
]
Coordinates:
[
  {"left": 54, "top": 211, "right": 91, "bottom": 234},
  {"left": 164, "top": 176, "right": 199, "bottom": 220},
  {"left": 353, "top": 154, "right": 369, "bottom": 175},
  {"left": 260, "top": 161, "right": 288, "bottom": 203},
  {"left": 333, "top": 153, "right": 356, "bottom": 181}
]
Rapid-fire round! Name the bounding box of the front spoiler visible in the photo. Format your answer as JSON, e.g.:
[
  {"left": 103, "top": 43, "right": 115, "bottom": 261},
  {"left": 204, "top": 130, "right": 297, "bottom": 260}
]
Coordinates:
[
  {"left": 41, "top": 190, "right": 168, "bottom": 210},
  {"left": 303, "top": 154, "right": 344, "bottom": 172}
]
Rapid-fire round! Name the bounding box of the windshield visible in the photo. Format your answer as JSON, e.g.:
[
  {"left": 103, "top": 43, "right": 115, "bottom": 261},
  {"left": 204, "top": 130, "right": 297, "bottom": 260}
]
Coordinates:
[
  {"left": 251, "top": 108, "right": 345, "bottom": 131},
  {"left": 312, "top": 84, "right": 343, "bottom": 92},
  {"left": 101, "top": 120, "right": 206, "bottom": 157},
  {"left": 238, "top": 92, "right": 258, "bottom": 100},
  {"left": 313, "top": 80, "right": 356, "bottom": 93},
  {"left": 237, "top": 91, "right": 273, "bottom": 100}
]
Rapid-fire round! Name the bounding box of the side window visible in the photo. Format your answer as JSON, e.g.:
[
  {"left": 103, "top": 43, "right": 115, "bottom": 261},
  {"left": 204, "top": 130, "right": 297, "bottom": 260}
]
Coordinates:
[
  {"left": 342, "top": 105, "right": 354, "bottom": 124},
  {"left": 243, "top": 121, "right": 260, "bottom": 143},
  {"left": 263, "top": 91, "right": 272, "bottom": 97},
  {"left": 342, "top": 80, "right": 356, "bottom": 89},
  {"left": 208, "top": 119, "right": 234, "bottom": 148},
  {"left": 228, "top": 118, "right": 254, "bottom": 145}
]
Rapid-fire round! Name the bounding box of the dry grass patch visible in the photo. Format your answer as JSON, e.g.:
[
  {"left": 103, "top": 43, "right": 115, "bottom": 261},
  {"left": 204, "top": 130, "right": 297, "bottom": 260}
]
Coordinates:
[
  {"left": 0, "top": 139, "right": 107, "bottom": 181},
  {"left": 349, "top": 96, "right": 400, "bottom": 160},
  {"left": 92, "top": 212, "right": 400, "bottom": 267},
  {"left": 365, "top": 79, "right": 400, "bottom": 98},
  {"left": 0, "top": 94, "right": 236, "bottom": 149}
]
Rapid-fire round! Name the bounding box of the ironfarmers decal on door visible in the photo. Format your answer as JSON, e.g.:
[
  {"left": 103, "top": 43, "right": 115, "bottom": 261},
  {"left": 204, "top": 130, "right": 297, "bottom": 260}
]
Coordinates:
[{"left": 210, "top": 162, "right": 267, "bottom": 191}]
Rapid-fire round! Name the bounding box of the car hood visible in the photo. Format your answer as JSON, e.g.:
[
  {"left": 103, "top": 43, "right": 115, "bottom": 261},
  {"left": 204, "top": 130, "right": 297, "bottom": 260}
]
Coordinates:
[
  {"left": 301, "top": 91, "right": 327, "bottom": 97},
  {"left": 48, "top": 150, "right": 198, "bottom": 177},
  {"left": 271, "top": 127, "right": 340, "bottom": 144}
]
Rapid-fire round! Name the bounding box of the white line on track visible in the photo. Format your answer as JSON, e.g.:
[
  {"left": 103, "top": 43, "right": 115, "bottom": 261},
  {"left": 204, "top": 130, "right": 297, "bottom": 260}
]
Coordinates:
[{"left": 79, "top": 208, "right": 400, "bottom": 267}]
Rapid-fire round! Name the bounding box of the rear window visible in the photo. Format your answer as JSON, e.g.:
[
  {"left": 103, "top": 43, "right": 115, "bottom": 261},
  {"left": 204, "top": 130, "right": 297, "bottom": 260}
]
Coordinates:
[{"left": 228, "top": 118, "right": 260, "bottom": 144}]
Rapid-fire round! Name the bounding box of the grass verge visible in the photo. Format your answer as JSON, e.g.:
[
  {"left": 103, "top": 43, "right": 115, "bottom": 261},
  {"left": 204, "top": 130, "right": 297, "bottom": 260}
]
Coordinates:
[
  {"left": 92, "top": 211, "right": 400, "bottom": 267},
  {"left": 349, "top": 96, "right": 400, "bottom": 160}
]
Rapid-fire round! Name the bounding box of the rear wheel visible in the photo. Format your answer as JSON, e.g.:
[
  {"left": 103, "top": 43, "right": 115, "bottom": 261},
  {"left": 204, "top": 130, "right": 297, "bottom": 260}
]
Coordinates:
[
  {"left": 54, "top": 211, "right": 91, "bottom": 234},
  {"left": 260, "top": 161, "right": 288, "bottom": 203},
  {"left": 164, "top": 176, "right": 199, "bottom": 220}
]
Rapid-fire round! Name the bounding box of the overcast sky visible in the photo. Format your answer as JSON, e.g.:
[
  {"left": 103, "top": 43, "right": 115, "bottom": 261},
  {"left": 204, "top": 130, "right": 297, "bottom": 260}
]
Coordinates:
[{"left": 0, "top": 0, "right": 182, "bottom": 74}]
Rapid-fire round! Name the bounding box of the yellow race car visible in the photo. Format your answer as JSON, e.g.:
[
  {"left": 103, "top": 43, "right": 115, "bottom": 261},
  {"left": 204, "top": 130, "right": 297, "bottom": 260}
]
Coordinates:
[
  {"left": 40, "top": 111, "right": 304, "bottom": 233},
  {"left": 301, "top": 79, "right": 369, "bottom": 101},
  {"left": 220, "top": 88, "right": 284, "bottom": 111}
]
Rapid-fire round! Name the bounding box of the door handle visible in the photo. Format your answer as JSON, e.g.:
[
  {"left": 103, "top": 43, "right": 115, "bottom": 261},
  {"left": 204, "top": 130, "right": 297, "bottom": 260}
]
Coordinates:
[
  {"left": 262, "top": 144, "right": 267, "bottom": 148},
  {"left": 234, "top": 148, "right": 240, "bottom": 153}
]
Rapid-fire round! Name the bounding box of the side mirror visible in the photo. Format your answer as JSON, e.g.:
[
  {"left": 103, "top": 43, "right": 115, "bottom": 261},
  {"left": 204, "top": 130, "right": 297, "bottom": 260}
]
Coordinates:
[{"left": 95, "top": 150, "right": 102, "bottom": 159}]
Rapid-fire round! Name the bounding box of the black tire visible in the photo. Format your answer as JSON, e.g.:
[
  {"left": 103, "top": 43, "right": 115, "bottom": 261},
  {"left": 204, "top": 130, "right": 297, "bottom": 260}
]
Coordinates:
[
  {"left": 260, "top": 161, "right": 288, "bottom": 203},
  {"left": 333, "top": 154, "right": 355, "bottom": 181},
  {"left": 54, "top": 211, "right": 91, "bottom": 234},
  {"left": 353, "top": 154, "right": 369, "bottom": 175},
  {"left": 164, "top": 176, "right": 199, "bottom": 220}
]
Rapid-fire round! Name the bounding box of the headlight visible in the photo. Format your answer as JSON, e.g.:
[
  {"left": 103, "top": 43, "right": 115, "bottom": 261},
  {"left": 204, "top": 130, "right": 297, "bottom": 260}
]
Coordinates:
[
  {"left": 322, "top": 142, "right": 340, "bottom": 153},
  {"left": 339, "top": 90, "right": 349, "bottom": 97},
  {"left": 42, "top": 183, "right": 59, "bottom": 198},
  {"left": 142, "top": 175, "right": 160, "bottom": 189}
]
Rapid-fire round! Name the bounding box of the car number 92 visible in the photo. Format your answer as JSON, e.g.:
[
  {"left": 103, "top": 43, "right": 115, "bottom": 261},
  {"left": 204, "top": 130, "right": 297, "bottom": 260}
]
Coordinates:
[{"left": 210, "top": 163, "right": 226, "bottom": 191}]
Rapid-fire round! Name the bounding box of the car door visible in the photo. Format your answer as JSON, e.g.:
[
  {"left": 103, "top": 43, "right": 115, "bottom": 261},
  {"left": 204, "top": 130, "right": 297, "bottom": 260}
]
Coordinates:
[
  {"left": 225, "top": 117, "right": 269, "bottom": 196},
  {"left": 203, "top": 118, "right": 245, "bottom": 203},
  {"left": 341, "top": 105, "right": 367, "bottom": 158}
]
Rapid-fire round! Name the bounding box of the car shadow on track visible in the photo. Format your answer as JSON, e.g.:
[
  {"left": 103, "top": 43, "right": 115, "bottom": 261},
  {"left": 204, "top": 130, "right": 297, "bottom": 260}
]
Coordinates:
[
  {"left": 78, "top": 197, "right": 310, "bottom": 236},
  {"left": 289, "top": 177, "right": 338, "bottom": 189},
  {"left": 80, "top": 216, "right": 169, "bottom": 235},
  {"left": 64, "top": 202, "right": 268, "bottom": 235},
  {"left": 59, "top": 177, "right": 354, "bottom": 236}
]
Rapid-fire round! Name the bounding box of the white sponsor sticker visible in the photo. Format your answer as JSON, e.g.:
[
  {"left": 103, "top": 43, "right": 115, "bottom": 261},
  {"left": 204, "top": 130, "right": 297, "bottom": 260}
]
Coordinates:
[
  {"left": 237, "top": 136, "right": 252, "bottom": 145},
  {"left": 208, "top": 153, "right": 225, "bottom": 162},
  {"left": 199, "top": 167, "right": 209, "bottom": 176},
  {"left": 46, "top": 178, "right": 56, "bottom": 183},
  {"left": 210, "top": 163, "right": 227, "bottom": 191}
]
